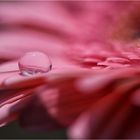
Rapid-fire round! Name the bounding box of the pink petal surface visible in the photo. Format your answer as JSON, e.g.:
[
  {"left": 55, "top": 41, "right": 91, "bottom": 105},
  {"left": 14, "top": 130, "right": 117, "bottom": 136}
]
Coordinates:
[{"left": 68, "top": 78, "right": 140, "bottom": 139}]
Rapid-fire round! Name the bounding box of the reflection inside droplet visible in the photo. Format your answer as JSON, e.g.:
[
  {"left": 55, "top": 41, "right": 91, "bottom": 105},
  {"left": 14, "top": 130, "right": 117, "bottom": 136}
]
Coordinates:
[{"left": 18, "top": 51, "right": 52, "bottom": 76}]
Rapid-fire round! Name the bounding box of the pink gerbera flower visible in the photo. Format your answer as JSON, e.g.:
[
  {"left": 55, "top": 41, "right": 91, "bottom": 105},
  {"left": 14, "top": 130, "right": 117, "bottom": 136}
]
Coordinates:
[{"left": 1, "top": 1, "right": 140, "bottom": 139}]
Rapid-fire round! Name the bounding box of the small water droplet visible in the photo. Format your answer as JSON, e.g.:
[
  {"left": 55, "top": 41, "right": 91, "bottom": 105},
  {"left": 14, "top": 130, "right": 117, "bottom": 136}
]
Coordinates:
[{"left": 18, "top": 51, "right": 52, "bottom": 76}]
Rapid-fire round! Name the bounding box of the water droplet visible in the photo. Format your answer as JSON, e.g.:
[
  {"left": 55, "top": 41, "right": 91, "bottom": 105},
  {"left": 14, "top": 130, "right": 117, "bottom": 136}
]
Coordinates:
[{"left": 18, "top": 51, "right": 52, "bottom": 76}]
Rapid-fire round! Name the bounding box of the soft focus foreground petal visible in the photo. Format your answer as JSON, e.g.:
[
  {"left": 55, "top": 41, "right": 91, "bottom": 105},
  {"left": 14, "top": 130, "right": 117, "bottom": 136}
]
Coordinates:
[
  {"left": 0, "top": 61, "right": 49, "bottom": 126},
  {"left": 0, "top": 95, "right": 31, "bottom": 127},
  {"left": 0, "top": 72, "right": 49, "bottom": 126},
  {"left": 9, "top": 68, "right": 91, "bottom": 132},
  {"left": 36, "top": 67, "right": 140, "bottom": 126},
  {"left": 68, "top": 78, "right": 140, "bottom": 139},
  {"left": 0, "top": 75, "right": 47, "bottom": 126},
  {"left": 0, "top": 62, "right": 84, "bottom": 127},
  {"left": 18, "top": 95, "right": 63, "bottom": 132}
]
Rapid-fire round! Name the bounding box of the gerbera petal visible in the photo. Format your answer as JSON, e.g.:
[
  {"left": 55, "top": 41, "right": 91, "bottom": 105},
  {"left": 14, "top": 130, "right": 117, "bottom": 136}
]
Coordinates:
[
  {"left": 68, "top": 78, "right": 140, "bottom": 139},
  {"left": 0, "top": 95, "right": 30, "bottom": 127},
  {"left": 18, "top": 95, "right": 63, "bottom": 132}
]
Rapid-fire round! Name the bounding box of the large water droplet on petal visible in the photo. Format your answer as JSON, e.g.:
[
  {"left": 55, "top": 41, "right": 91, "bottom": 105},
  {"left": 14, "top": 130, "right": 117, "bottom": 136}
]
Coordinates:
[{"left": 18, "top": 51, "right": 52, "bottom": 76}]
